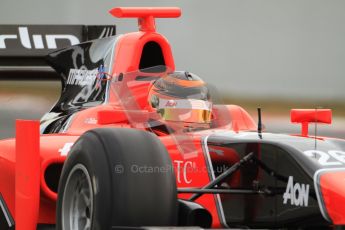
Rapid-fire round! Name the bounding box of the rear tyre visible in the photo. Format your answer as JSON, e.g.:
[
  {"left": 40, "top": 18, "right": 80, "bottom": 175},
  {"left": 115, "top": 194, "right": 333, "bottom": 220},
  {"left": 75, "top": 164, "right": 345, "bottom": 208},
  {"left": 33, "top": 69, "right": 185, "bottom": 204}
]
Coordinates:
[{"left": 56, "top": 128, "right": 178, "bottom": 230}]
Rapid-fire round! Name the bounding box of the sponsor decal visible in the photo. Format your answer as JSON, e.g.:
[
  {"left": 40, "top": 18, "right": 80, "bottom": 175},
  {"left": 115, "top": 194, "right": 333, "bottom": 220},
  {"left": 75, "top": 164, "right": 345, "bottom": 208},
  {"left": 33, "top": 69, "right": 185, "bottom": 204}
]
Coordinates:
[
  {"left": 0, "top": 25, "right": 115, "bottom": 57},
  {"left": 85, "top": 117, "right": 98, "bottom": 125},
  {"left": 0, "top": 26, "right": 79, "bottom": 49},
  {"left": 174, "top": 160, "right": 194, "bottom": 184},
  {"left": 283, "top": 176, "right": 309, "bottom": 207},
  {"left": 158, "top": 98, "right": 212, "bottom": 110},
  {"left": 95, "top": 65, "right": 113, "bottom": 89},
  {"left": 165, "top": 100, "right": 177, "bottom": 107},
  {"left": 97, "top": 65, "right": 106, "bottom": 80},
  {"left": 67, "top": 68, "right": 99, "bottom": 86},
  {"left": 304, "top": 150, "right": 345, "bottom": 166},
  {"left": 59, "top": 142, "right": 74, "bottom": 156}
]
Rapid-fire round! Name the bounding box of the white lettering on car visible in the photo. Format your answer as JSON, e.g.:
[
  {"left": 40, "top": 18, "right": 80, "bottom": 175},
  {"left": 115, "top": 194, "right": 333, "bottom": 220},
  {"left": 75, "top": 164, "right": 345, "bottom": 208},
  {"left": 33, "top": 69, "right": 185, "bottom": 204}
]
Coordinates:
[
  {"left": 67, "top": 69, "right": 99, "bottom": 86},
  {"left": 283, "top": 176, "right": 309, "bottom": 207},
  {"left": 59, "top": 143, "right": 74, "bottom": 156},
  {"left": 0, "top": 26, "right": 80, "bottom": 49},
  {"left": 303, "top": 150, "right": 345, "bottom": 166},
  {"left": 84, "top": 117, "right": 98, "bottom": 124},
  {"left": 174, "top": 160, "right": 193, "bottom": 184},
  {"left": 328, "top": 150, "right": 345, "bottom": 164}
]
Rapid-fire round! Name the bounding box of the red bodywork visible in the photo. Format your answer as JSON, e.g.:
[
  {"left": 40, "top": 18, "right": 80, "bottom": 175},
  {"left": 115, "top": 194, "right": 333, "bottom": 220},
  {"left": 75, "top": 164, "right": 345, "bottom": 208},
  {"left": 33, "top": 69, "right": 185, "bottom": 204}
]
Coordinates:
[
  {"left": 291, "top": 109, "right": 332, "bottom": 137},
  {"left": 0, "top": 7, "right": 258, "bottom": 229},
  {"left": 319, "top": 171, "right": 345, "bottom": 224}
]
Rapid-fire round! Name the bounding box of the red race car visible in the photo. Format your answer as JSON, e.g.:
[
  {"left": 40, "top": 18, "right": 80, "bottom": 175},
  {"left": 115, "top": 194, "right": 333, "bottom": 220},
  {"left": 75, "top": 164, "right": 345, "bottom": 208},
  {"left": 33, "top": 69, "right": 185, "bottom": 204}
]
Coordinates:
[{"left": 1, "top": 7, "right": 345, "bottom": 230}]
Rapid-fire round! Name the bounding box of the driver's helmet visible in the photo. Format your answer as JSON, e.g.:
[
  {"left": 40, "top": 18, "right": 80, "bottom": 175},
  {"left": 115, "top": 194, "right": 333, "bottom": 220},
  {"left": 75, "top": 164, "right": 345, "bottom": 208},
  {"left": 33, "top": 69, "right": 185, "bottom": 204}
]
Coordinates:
[{"left": 148, "top": 71, "right": 212, "bottom": 124}]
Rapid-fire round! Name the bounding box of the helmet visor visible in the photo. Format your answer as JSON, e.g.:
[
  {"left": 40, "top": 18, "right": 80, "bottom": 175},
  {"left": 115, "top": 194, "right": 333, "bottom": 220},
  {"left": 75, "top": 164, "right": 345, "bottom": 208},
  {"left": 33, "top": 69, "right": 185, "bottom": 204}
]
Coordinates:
[{"left": 156, "top": 98, "right": 212, "bottom": 123}]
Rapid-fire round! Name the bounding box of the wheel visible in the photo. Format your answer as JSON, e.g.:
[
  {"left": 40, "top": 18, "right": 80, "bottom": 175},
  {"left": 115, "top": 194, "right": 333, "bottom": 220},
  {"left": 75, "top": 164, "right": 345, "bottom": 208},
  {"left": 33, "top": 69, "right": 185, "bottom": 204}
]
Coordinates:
[{"left": 56, "top": 128, "right": 178, "bottom": 230}]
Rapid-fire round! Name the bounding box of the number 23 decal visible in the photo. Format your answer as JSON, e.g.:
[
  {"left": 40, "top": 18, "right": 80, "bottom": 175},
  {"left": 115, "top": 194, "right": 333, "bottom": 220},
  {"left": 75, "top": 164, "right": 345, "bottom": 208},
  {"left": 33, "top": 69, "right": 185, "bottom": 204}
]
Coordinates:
[{"left": 304, "top": 150, "right": 345, "bottom": 166}]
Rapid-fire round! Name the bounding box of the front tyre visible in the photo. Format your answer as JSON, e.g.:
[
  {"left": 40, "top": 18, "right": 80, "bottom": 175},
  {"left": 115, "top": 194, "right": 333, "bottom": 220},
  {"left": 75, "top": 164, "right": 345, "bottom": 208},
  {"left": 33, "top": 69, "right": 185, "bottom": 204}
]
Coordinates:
[{"left": 56, "top": 128, "right": 178, "bottom": 230}]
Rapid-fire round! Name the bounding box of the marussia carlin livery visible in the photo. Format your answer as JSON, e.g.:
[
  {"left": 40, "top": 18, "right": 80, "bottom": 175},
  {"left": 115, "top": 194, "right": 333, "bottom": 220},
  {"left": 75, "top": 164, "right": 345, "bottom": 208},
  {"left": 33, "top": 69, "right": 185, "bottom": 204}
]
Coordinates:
[{"left": 0, "top": 7, "right": 345, "bottom": 230}]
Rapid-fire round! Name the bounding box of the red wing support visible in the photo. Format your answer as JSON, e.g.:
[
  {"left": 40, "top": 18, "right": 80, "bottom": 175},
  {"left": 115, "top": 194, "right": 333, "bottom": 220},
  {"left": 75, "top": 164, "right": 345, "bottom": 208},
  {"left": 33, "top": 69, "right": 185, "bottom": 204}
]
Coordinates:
[
  {"left": 15, "top": 120, "right": 40, "bottom": 230},
  {"left": 290, "top": 109, "right": 332, "bottom": 136},
  {"left": 109, "top": 7, "right": 181, "bottom": 32}
]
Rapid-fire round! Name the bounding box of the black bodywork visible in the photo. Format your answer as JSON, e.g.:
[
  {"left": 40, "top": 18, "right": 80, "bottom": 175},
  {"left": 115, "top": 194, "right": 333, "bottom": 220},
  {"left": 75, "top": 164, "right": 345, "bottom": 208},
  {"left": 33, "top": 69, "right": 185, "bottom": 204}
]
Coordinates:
[
  {"left": 41, "top": 35, "right": 119, "bottom": 133},
  {"left": 204, "top": 131, "right": 345, "bottom": 228}
]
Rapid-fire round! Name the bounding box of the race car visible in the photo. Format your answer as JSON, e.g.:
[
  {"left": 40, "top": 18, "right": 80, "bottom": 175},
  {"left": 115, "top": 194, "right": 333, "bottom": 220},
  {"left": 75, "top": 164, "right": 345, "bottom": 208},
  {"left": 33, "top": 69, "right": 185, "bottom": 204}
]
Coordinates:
[{"left": 0, "top": 7, "right": 345, "bottom": 230}]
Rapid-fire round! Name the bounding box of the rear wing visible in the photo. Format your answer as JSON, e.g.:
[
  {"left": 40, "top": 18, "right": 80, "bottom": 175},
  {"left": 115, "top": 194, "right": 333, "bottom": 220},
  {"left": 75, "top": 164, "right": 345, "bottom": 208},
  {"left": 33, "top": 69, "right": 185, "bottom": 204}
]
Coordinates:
[{"left": 0, "top": 25, "right": 116, "bottom": 80}]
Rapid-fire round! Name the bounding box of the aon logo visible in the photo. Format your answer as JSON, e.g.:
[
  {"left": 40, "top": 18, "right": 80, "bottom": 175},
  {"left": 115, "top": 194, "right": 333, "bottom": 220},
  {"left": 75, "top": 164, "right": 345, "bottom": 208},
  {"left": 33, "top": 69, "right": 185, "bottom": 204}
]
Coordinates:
[{"left": 283, "top": 176, "right": 310, "bottom": 207}]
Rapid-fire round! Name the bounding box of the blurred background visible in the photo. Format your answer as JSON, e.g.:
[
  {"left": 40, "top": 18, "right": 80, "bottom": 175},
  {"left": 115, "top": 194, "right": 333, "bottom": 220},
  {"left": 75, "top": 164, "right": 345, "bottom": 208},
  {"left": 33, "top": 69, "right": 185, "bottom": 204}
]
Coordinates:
[{"left": 0, "top": 0, "right": 344, "bottom": 138}]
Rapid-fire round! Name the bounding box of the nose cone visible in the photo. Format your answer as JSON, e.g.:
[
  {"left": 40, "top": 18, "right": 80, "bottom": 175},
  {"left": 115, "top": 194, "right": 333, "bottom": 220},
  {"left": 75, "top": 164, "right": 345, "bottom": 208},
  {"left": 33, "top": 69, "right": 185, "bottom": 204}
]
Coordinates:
[{"left": 317, "top": 170, "right": 345, "bottom": 224}]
